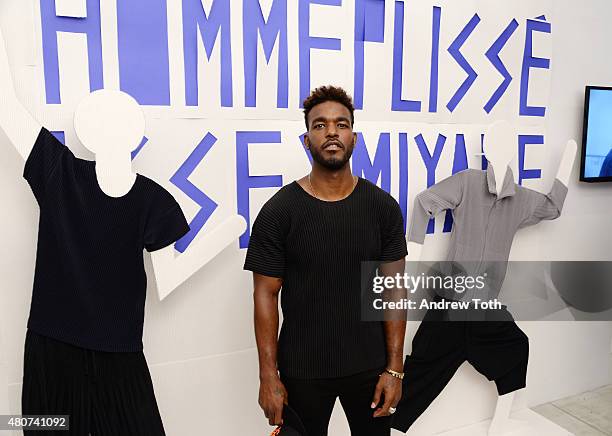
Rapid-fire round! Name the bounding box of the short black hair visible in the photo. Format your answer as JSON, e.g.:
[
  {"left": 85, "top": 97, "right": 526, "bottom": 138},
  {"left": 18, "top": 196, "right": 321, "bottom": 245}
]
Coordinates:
[{"left": 303, "top": 85, "right": 355, "bottom": 130}]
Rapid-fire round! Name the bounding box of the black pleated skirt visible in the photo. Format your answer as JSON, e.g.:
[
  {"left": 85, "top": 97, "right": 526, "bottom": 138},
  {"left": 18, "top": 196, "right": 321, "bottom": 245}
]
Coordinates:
[{"left": 22, "top": 329, "right": 165, "bottom": 436}]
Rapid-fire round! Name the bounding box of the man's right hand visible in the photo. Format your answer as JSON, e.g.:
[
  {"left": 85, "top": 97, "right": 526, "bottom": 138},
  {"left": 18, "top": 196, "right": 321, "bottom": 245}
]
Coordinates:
[{"left": 259, "top": 373, "right": 288, "bottom": 426}]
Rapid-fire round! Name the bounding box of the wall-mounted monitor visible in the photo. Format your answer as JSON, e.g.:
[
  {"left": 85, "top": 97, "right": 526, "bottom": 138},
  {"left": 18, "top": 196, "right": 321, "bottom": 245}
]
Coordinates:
[{"left": 581, "top": 86, "right": 612, "bottom": 182}]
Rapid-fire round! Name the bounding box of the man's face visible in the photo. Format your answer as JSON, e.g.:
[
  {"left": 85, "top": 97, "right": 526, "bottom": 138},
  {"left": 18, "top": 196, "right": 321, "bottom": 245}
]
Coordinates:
[{"left": 304, "top": 101, "right": 356, "bottom": 171}]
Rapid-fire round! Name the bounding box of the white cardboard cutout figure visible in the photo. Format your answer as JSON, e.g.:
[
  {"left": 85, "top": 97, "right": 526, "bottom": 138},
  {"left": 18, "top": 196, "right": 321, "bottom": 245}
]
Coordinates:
[
  {"left": 406, "top": 120, "right": 577, "bottom": 436},
  {"left": 0, "top": 27, "right": 246, "bottom": 301}
]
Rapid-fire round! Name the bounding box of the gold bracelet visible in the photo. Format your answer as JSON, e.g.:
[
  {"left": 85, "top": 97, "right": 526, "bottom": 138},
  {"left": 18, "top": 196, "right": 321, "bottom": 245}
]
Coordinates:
[{"left": 383, "top": 368, "right": 405, "bottom": 380}]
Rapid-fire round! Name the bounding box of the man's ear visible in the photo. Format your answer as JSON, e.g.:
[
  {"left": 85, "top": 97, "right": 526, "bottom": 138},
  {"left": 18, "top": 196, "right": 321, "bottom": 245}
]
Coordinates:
[
  {"left": 352, "top": 132, "right": 357, "bottom": 146},
  {"left": 304, "top": 133, "right": 310, "bottom": 149}
]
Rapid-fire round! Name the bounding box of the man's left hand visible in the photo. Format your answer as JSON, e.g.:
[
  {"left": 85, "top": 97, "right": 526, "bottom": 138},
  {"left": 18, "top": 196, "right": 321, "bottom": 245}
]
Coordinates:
[{"left": 371, "top": 372, "right": 402, "bottom": 417}]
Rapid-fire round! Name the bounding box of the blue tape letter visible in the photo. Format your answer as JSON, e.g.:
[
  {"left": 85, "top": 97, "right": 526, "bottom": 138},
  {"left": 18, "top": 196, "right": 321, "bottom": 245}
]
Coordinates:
[
  {"left": 518, "top": 135, "right": 543, "bottom": 185},
  {"left": 40, "top": 0, "right": 103, "bottom": 104},
  {"left": 182, "top": 0, "right": 233, "bottom": 107},
  {"left": 243, "top": 0, "right": 288, "bottom": 108},
  {"left": 519, "top": 18, "right": 551, "bottom": 117},
  {"left": 484, "top": 19, "right": 519, "bottom": 114},
  {"left": 415, "top": 133, "right": 447, "bottom": 234},
  {"left": 236, "top": 132, "right": 284, "bottom": 248},
  {"left": 354, "top": 0, "right": 385, "bottom": 109},
  {"left": 117, "top": 0, "right": 170, "bottom": 105},
  {"left": 170, "top": 133, "right": 220, "bottom": 253},
  {"left": 447, "top": 14, "right": 480, "bottom": 112},
  {"left": 391, "top": 0, "right": 421, "bottom": 112},
  {"left": 352, "top": 132, "right": 391, "bottom": 192},
  {"left": 298, "top": 0, "right": 342, "bottom": 107}
]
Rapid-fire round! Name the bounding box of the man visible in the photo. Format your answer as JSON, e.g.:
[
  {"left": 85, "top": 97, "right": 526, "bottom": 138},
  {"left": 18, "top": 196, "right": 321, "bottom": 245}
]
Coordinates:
[{"left": 244, "top": 86, "right": 407, "bottom": 436}]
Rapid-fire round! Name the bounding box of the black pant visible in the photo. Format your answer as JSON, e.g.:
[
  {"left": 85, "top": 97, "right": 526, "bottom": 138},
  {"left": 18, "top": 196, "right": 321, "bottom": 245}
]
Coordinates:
[
  {"left": 281, "top": 367, "right": 391, "bottom": 436},
  {"left": 391, "top": 307, "right": 529, "bottom": 433},
  {"left": 22, "top": 330, "right": 165, "bottom": 436}
]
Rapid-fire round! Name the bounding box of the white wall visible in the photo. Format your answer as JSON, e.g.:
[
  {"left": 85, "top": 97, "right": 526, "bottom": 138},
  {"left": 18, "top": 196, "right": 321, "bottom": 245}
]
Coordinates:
[{"left": 0, "top": 0, "right": 611, "bottom": 435}]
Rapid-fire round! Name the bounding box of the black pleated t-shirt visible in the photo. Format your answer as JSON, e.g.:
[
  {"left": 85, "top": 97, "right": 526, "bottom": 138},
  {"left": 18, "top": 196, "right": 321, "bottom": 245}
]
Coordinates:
[
  {"left": 244, "top": 178, "right": 408, "bottom": 379},
  {"left": 23, "top": 127, "right": 190, "bottom": 352}
]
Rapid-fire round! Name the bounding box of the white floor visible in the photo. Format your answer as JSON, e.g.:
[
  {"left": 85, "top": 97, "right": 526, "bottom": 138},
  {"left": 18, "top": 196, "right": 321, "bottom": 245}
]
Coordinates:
[
  {"left": 437, "top": 408, "right": 574, "bottom": 436},
  {"left": 533, "top": 385, "right": 612, "bottom": 436},
  {"left": 423, "top": 384, "right": 612, "bottom": 436}
]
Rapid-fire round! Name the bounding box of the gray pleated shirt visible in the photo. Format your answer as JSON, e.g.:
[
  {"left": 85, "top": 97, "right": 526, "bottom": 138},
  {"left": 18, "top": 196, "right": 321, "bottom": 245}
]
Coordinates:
[{"left": 408, "top": 165, "right": 568, "bottom": 299}]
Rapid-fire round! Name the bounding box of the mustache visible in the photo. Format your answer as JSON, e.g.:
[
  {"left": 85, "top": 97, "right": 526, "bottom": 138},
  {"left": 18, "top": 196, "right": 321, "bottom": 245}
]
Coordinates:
[{"left": 323, "top": 140, "right": 344, "bottom": 149}]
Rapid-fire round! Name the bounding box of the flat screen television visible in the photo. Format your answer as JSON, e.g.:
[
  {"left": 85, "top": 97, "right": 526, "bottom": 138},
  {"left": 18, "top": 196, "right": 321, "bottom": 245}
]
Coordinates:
[{"left": 581, "top": 86, "right": 612, "bottom": 182}]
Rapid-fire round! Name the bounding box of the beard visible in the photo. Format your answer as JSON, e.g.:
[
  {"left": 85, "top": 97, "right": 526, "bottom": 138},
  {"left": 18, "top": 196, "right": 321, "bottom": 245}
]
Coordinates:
[{"left": 310, "top": 144, "right": 354, "bottom": 170}]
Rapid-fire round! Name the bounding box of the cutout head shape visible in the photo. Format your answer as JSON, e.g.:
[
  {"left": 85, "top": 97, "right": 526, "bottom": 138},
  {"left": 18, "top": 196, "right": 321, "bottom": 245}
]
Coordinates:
[
  {"left": 74, "top": 89, "right": 145, "bottom": 155},
  {"left": 483, "top": 120, "right": 515, "bottom": 168}
]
